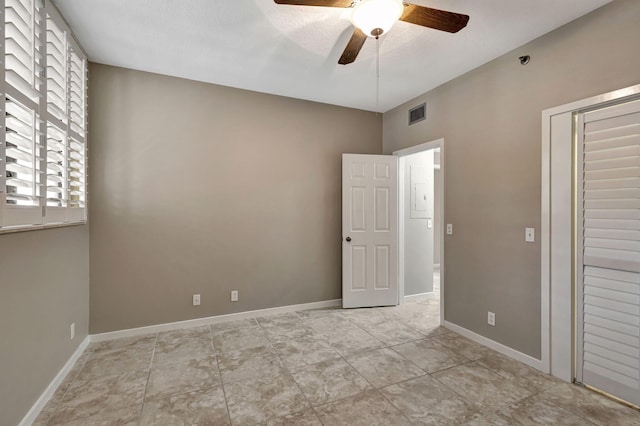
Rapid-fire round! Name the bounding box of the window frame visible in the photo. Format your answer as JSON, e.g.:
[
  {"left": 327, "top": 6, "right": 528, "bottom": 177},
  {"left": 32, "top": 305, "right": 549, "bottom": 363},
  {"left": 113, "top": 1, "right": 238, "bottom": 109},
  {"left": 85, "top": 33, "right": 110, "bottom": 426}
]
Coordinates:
[{"left": 0, "top": 0, "right": 88, "bottom": 233}]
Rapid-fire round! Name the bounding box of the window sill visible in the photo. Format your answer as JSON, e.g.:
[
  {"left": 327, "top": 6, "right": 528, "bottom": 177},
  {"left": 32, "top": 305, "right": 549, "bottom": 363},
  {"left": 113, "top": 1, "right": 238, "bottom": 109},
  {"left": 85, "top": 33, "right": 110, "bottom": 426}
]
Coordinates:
[{"left": 0, "top": 221, "right": 86, "bottom": 235}]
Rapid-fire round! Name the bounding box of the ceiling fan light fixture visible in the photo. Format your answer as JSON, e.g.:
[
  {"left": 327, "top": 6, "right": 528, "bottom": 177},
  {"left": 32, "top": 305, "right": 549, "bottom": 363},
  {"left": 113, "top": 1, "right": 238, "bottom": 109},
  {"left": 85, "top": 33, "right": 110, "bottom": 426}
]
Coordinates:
[{"left": 350, "top": 0, "right": 404, "bottom": 38}]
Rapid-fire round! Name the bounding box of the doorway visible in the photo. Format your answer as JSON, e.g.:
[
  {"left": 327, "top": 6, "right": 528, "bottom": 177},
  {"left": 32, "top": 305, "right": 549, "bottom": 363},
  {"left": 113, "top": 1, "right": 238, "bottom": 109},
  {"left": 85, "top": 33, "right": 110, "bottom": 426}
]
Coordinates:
[{"left": 395, "top": 139, "right": 445, "bottom": 325}]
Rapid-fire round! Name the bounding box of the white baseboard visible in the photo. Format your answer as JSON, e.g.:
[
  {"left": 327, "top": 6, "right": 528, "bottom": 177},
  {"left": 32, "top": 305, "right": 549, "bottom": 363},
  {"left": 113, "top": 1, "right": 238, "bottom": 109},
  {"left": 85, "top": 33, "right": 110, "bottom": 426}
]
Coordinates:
[
  {"left": 91, "top": 299, "right": 343, "bottom": 342},
  {"left": 20, "top": 336, "right": 90, "bottom": 426},
  {"left": 444, "top": 321, "right": 545, "bottom": 372},
  {"left": 404, "top": 292, "right": 437, "bottom": 303}
]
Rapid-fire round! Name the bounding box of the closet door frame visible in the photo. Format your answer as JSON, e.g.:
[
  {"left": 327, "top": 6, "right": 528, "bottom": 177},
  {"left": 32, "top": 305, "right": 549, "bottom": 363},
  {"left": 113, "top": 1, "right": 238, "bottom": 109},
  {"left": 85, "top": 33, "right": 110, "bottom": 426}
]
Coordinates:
[{"left": 542, "top": 84, "right": 640, "bottom": 382}]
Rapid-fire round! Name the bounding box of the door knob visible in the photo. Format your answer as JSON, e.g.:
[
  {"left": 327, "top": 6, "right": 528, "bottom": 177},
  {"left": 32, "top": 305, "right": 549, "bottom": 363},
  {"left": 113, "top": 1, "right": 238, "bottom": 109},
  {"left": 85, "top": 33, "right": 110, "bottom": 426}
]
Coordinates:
[{"left": 346, "top": 237, "right": 351, "bottom": 242}]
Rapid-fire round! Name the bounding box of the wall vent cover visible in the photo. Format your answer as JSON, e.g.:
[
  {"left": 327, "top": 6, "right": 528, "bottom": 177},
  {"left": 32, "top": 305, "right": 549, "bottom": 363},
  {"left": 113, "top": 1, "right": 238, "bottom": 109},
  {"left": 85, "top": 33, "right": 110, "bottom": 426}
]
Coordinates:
[{"left": 408, "top": 103, "right": 426, "bottom": 125}]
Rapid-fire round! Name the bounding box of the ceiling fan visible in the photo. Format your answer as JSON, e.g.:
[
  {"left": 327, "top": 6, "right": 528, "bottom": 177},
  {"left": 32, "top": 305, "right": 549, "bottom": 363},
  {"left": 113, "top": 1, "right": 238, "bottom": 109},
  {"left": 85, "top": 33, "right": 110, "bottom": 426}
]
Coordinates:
[{"left": 274, "top": 0, "right": 470, "bottom": 65}]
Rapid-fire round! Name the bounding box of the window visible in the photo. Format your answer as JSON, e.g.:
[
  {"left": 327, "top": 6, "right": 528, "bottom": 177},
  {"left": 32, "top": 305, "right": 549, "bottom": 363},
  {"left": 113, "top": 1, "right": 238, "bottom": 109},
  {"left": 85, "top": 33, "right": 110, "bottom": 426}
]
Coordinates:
[{"left": 1, "top": 0, "right": 87, "bottom": 230}]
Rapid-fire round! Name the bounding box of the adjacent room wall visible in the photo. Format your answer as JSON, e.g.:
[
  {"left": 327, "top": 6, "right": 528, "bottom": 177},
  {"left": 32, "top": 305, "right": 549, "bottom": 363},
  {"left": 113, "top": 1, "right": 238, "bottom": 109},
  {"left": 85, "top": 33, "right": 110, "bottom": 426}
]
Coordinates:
[
  {"left": 403, "top": 149, "right": 434, "bottom": 296},
  {"left": 0, "top": 226, "right": 89, "bottom": 426},
  {"left": 88, "top": 64, "right": 382, "bottom": 333},
  {"left": 383, "top": 0, "right": 640, "bottom": 358}
]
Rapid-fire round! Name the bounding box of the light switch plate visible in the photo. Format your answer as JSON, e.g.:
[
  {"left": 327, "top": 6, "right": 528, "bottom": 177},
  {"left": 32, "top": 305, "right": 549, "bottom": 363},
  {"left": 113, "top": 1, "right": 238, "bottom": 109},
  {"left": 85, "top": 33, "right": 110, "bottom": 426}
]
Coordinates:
[
  {"left": 446, "top": 224, "right": 453, "bottom": 235},
  {"left": 525, "top": 228, "right": 535, "bottom": 243},
  {"left": 488, "top": 312, "right": 496, "bottom": 326},
  {"left": 427, "top": 219, "right": 433, "bottom": 229}
]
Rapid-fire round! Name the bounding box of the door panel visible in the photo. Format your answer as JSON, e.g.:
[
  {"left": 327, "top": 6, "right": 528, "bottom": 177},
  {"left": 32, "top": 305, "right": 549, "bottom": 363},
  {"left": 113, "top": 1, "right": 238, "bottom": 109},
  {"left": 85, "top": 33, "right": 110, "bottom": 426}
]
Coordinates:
[
  {"left": 342, "top": 154, "right": 398, "bottom": 308},
  {"left": 577, "top": 98, "right": 640, "bottom": 407}
]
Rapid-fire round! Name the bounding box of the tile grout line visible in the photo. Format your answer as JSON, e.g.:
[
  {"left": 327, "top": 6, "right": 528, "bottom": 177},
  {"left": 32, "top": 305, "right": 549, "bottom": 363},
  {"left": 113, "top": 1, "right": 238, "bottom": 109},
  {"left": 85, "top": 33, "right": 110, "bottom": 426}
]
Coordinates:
[
  {"left": 208, "top": 324, "right": 234, "bottom": 426},
  {"left": 136, "top": 331, "right": 159, "bottom": 425}
]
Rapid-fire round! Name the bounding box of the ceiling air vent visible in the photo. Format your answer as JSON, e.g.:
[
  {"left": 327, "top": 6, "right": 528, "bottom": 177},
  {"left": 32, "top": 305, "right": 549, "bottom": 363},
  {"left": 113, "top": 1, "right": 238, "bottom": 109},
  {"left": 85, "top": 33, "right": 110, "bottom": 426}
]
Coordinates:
[{"left": 408, "top": 103, "right": 426, "bottom": 125}]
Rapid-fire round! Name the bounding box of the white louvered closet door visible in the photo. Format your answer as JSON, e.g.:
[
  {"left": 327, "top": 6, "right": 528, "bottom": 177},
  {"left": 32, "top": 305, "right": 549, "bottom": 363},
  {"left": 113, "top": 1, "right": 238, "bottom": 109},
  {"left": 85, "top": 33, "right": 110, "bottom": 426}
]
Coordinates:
[{"left": 577, "top": 98, "right": 640, "bottom": 407}]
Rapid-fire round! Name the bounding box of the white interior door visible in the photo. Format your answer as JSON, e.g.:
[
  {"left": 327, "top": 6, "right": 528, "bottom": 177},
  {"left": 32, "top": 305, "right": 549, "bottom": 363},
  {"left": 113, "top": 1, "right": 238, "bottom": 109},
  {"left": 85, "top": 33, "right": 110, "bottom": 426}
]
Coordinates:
[
  {"left": 342, "top": 154, "right": 398, "bottom": 308},
  {"left": 577, "top": 98, "right": 640, "bottom": 407}
]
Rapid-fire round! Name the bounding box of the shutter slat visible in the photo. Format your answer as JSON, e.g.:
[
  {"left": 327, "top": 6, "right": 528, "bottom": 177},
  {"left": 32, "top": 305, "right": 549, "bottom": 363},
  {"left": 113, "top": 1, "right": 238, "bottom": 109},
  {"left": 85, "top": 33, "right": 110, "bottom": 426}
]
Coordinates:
[
  {"left": 585, "top": 286, "right": 640, "bottom": 305},
  {"left": 585, "top": 209, "right": 640, "bottom": 220},
  {"left": 585, "top": 294, "right": 640, "bottom": 316},
  {"left": 585, "top": 198, "right": 640, "bottom": 210},
  {"left": 584, "top": 218, "right": 640, "bottom": 230},
  {"left": 585, "top": 145, "right": 640, "bottom": 162},
  {"left": 585, "top": 237, "right": 640, "bottom": 252},
  {"left": 585, "top": 111, "right": 640, "bottom": 133},
  {"left": 585, "top": 177, "right": 640, "bottom": 190},
  {"left": 585, "top": 275, "right": 640, "bottom": 293},
  {"left": 583, "top": 359, "right": 639, "bottom": 387},
  {"left": 585, "top": 167, "right": 640, "bottom": 181},
  {"left": 584, "top": 266, "right": 640, "bottom": 284},
  {"left": 585, "top": 315, "right": 640, "bottom": 340},
  {"left": 584, "top": 228, "right": 640, "bottom": 241},
  {"left": 584, "top": 156, "right": 639, "bottom": 171},
  {"left": 585, "top": 133, "right": 640, "bottom": 152},
  {"left": 584, "top": 188, "right": 640, "bottom": 200},
  {"left": 5, "top": 4, "right": 32, "bottom": 34},
  {"left": 584, "top": 251, "right": 640, "bottom": 273}
]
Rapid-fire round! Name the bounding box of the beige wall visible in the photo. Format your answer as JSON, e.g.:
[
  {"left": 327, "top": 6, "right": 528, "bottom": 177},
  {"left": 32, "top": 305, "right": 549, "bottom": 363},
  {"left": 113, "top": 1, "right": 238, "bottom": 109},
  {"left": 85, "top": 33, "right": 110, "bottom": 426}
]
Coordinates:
[
  {"left": 0, "top": 226, "right": 89, "bottom": 426},
  {"left": 383, "top": 0, "right": 640, "bottom": 358},
  {"left": 88, "top": 64, "right": 382, "bottom": 333}
]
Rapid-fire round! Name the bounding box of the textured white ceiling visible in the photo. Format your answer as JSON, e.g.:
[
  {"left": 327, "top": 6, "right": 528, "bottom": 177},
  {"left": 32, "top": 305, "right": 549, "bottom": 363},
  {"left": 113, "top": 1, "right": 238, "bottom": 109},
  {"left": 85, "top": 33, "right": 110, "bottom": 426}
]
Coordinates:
[{"left": 53, "top": 0, "right": 613, "bottom": 112}]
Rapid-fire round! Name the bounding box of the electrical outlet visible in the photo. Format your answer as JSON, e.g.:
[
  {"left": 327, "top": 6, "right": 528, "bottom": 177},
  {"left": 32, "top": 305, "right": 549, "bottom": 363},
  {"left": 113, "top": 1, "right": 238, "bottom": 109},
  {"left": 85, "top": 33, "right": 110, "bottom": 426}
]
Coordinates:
[
  {"left": 231, "top": 290, "right": 238, "bottom": 302},
  {"left": 446, "top": 224, "right": 453, "bottom": 235},
  {"left": 70, "top": 323, "right": 75, "bottom": 340},
  {"left": 525, "top": 227, "right": 535, "bottom": 243},
  {"left": 488, "top": 311, "right": 496, "bottom": 326},
  {"left": 193, "top": 294, "right": 201, "bottom": 306}
]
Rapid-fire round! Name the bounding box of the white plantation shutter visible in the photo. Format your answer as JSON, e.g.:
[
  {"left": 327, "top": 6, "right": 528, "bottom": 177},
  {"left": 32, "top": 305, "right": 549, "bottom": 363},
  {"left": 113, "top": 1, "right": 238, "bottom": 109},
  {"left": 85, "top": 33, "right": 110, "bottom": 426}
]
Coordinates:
[
  {"left": 3, "top": 0, "right": 44, "bottom": 226},
  {"left": 4, "top": 0, "right": 42, "bottom": 101},
  {"left": 1, "top": 0, "right": 87, "bottom": 229},
  {"left": 45, "top": 123, "right": 65, "bottom": 210},
  {"left": 68, "top": 47, "right": 84, "bottom": 135},
  {"left": 5, "top": 97, "right": 40, "bottom": 206},
  {"left": 45, "top": 13, "right": 65, "bottom": 122},
  {"left": 67, "top": 136, "right": 85, "bottom": 209},
  {"left": 578, "top": 98, "right": 640, "bottom": 407},
  {"left": 66, "top": 42, "right": 87, "bottom": 220}
]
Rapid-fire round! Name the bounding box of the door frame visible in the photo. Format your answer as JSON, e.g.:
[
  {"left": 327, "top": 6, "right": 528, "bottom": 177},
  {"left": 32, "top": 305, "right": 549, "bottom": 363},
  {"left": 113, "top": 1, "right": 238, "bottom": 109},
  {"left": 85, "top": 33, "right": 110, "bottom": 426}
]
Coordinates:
[
  {"left": 542, "top": 83, "right": 640, "bottom": 380},
  {"left": 394, "top": 138, "right": 445, "bottom": 326}
]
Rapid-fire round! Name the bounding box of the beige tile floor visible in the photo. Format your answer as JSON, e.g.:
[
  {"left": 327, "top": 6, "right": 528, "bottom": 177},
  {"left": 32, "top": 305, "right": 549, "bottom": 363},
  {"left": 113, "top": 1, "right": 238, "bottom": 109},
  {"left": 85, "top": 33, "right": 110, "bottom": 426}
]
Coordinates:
[{"left": 34, "top": 291, "right": 640, "bottom": 425}]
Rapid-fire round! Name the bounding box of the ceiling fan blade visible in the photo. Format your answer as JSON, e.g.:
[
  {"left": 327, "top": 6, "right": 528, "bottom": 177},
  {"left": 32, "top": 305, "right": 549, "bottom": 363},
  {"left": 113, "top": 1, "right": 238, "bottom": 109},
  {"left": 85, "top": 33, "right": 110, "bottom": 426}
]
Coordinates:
[
  {"left": 274, "top": 0, "right": 354, "bottom": 7},
  {"left": 338, "top": 28, "right": 367, "bottom": 65},
  {"left": 400, "top": 3, "right": 469, "bottom": 33}
]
